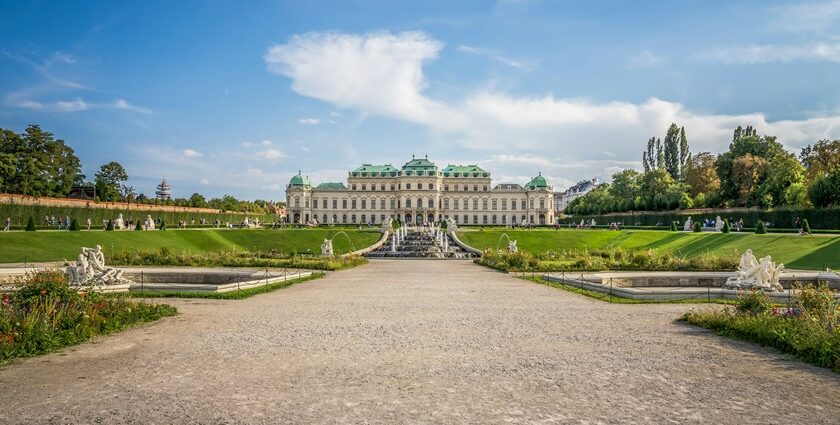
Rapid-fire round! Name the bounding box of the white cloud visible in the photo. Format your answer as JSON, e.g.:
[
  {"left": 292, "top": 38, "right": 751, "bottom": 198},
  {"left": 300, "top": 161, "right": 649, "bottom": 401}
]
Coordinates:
[
  {"left": 17, "top": 100, "right": 43, "bottom": 109},
  {"left": 265, "top": 30, "right": 840, "bottom": 182},
  {"left": 329, "top": 111, "right": 341, "bottom": 117},
  {"left": 254, "top": 148, "right": 287, "bottom": 160},
  {"left": 773, "top": 0, "right": 840, "bottom": 34},
  {"left": 182, "top": 149, "right": 203, "bottom": 157},
  {"left": 627, "top": 50, "right": 663, "bottom": 69},
  {"left": 456, "top": 45, "right": 533, "bottom": 69},
  {"left": 54, "top": 98, "right": 88, "bottom": 112},
  {"left": 113, "top": 98, "right": 154, "bottom": 114},
  {"left": 200, "top": 178, "right": 209, "bottom": 185},
  {"left": 699, "top": 42, "right": 840, "bottom": 64},
  {"left": 298, "top": 117, "right": 320, "bottom": 125},
  {"left": 242, "top": 139, "right": 273, "bottom": 148}
]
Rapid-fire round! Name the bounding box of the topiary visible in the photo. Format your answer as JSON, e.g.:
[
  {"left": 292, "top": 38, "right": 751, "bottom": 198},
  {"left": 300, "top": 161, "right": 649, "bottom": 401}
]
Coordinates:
[
  {"left": 722, "top": 219, "right": 730, "bottom": 233},
  {"left": 25, "top": 216, "right": 36, "bottom": 231},
  {"left": 693, "top": 221, "right": 702, "bottom": 233},
  {"left": 802, "top": 219, "right": 811, "bottom": 234},
  {"left": 755, "top": 220, "right": 767, "bottom": 234},
  {"left": 106, "top": 219, "right": 114, "bottom": 231},
  {"left": 670, "top": 222, "right": 678, "bottom": 232},
  {"left": 135, "top": 221, "right": 143, "bottom": 231},
  {"left": 69, "top": 218, "right": 80, "bottom": 231}
]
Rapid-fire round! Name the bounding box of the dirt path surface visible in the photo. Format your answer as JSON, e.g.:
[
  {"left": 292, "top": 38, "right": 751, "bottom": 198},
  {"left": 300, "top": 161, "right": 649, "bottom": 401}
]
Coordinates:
[{"left": 1, "top": 260, "right": 839, "bottom": 424}]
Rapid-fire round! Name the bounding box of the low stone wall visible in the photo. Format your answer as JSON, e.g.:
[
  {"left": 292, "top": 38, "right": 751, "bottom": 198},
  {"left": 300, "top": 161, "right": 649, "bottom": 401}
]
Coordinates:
[
  {"left": 576, "top": 271, "right": 840, "bottom": 290},
  {"left": 346, "top": 230, "right": 389, "bottom": 257},
  {"left": 447, "top": 230, "right": 483, "bottom": 256}
]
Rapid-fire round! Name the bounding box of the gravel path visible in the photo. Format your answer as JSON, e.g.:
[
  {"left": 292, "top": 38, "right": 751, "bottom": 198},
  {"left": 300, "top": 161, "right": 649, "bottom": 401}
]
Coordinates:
[{"left": 1, "top": 260, "right": 839, "bottom": 424}]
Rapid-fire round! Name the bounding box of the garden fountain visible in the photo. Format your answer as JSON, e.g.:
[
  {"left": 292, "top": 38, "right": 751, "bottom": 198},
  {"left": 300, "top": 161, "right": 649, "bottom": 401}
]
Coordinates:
[{"left": 366, "top": 225, "right": 475, "bottom": 259}]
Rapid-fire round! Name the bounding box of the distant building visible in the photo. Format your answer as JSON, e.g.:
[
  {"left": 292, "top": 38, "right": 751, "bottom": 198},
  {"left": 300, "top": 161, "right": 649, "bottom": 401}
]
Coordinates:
[
  {"left": 155, "top": 178, "right": 171, "bottom": 200},
  {"left": 68, "top": 186, "right": 95, "bottom": 200},
  {"left": 555, "top": 179, "right": 598, "bottom": 213},
  {"left": 286, "top": 156, "right": 555, "bottom": 225}
]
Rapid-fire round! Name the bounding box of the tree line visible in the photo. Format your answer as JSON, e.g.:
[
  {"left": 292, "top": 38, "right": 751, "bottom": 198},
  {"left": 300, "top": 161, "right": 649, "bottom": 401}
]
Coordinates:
[
  {"left": 0, "top": 125, "right": 277, "bottom": 214},
  {"left": 567, "top": 123, "right": 840, "bottom": 215}
]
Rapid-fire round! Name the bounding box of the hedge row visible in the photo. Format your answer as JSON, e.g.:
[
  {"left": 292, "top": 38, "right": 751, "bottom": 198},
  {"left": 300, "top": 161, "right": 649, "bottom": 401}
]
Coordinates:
[
  {"left": 0, "top": 202, "right": 276, "bottom": 228},
  {"left": 564, "top": 207, "right": 840, "bottom": 231}
]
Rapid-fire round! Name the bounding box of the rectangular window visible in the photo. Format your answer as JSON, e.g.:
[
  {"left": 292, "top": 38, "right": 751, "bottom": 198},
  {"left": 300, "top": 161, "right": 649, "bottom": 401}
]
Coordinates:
[
  {"left": 332, "top": 199, "right": 337, "bottom": 209},
  {"left": 391, "top": 184, "right": 396, "bottom": 190},
  {"left": 361, "top": 214, "right": 367, "bottom": 223},
  {"left": 390, "top": 198, "right": 396, "bottom": 209},
  {"left": 371, "top": 184, "right": 376, "bottom": 191},
  {"left": 473, "top": 185, "right": 478, "bottom": 191},
  {"left": 492, "top": 199, "right": 497, "bottom": 210},
  {"left": 342, "top": 199, "right": 347, "bottom": 209},
  {"left": 351, "top": 214, "right": 357, "bottom": 223},
  {"left": 381, "top": 184, "right": 385, "bottom": 191},
  {"left": 472, "top": 199, "right": 478, "bottom": 210},
  {"left": 473, "top": 215, "right": 478, "bottom": 224},
  {"left": 501, "top": 199, "right": 507, "bottom": 210},
  {"left": 361, "top": 199, "right": 367, "bottom": 209},
  {"left": 483, "top": 185, "right": 488, "bottom": 192},
  {"left": 444, "top": 199, "right": 449, "bottom": 209},
  {"left": 294, "top": 197, "right": 300, "bottom": 207},
  {"left": 352, "top": 184, "right": 357, "bottom": 190},
  {"left": 351, "top": 199, "right": 357, "bottom": 209},
  {"left": 322, "top": 199, "right": 327, "bottom": 209},
  {"left": 362, "top": 184, "right": 367, "bottom": 191},
  {"left": 521, "top": 200, "right": 527, "bottom": 210},
  {"left": 454, "top": 199, "right": 459, "bottom": 210},
  {"left": 428, "top": 183, "right": 434, "bottom": 190},
  {"left": 444, "top": 185, "right": 449, "bottom": 191},
  {"left": 482, "top": 199, "right": 488, "bottom": 210},
  {"left": 407, "top": 183, "right": 412, "bottom": 190},
  {"left": 539, "top": 199, "right": 545, "bottom": 209},
  {"left": 511, "top": 198, "right": 517, "bottom": 210},
  {"left": 529, "top": 199, "right": 534, "bottom": 209}
]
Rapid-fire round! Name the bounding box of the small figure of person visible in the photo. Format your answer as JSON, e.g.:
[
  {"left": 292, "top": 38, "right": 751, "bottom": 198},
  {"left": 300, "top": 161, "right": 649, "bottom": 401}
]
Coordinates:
[
  {"left": 3, "top": 217, "right": 10, "bottom": 232},
  {"left": 86, "top": 217, "right": 92, "bottom": 231}
]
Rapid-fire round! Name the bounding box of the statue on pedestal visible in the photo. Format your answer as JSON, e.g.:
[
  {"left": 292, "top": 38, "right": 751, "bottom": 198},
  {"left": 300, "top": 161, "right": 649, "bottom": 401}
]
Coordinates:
[
  {"left": 320, "top": 239, "right": 334, "bottom": 257},
  {"left": 114, "top": 214, "right": 125, "bottom": 230},
  {"left": 144, "top": 214, "right": 155, "bottom": 230},
  {"left": 508, "top": 240, "right": 518, "bottom": 253},
  {"left": 683, "top": 216, "right": 693, "bottom": 231},
  {"left": 715, "top": 215, "right": 724, "bottom": 232},
  {"left": 724, "top": 249, "right": 784, "bottom": 292}
]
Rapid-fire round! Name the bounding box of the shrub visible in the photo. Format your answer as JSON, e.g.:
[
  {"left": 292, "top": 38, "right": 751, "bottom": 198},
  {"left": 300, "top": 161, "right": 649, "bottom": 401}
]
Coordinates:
[
  {"left": 735, "top": 290, "right": 772, "bottom": 315},
  {"left": 106, "top": 219, "right": 114, "bottom": 231},
  {"left": 802, "top": 219, "right": 811, "bottom": 234},
  {"left": 796, "top": 283, "right": 839, "bottom": 328},
  {"left": 670, "top": 222, "right": 677, "bottom": 232},
  {"left": 135, "top": 221, "right": 142, "bottom": 231},
  {"left": 693, "top": 221, "right": 702, "bottom": 232},
  {"left": 722, "top": 219, "right": 730, "bottom": 233},
  {"left": 68, "top": 218, "right": 80, "bottom": 231},
  {"left": 160, "top": 219, "right": 166, "bottom": 231},
  {"left": 25, "top": 216, "right": 35, "bottom": 231},
  {"left": 755, "top": 220, "right": 767, "bottom": 234}
]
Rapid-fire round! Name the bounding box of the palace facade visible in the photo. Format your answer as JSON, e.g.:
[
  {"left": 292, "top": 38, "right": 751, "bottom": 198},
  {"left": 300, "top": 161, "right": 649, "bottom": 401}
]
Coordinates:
[{"left": 286, "top": 156, "right": 554, "bottom": 226}]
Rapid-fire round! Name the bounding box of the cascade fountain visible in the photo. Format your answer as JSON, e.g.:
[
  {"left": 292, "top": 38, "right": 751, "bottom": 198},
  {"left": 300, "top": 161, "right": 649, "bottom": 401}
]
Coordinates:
[{"left": 366, "top": 225, "right": 475, "bottom": 259}]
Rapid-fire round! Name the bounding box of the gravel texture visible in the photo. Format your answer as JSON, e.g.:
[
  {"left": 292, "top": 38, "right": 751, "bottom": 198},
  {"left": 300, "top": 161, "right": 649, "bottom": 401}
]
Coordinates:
[{"left": 1, "top": 259, "right": 839, "bottom": 424}]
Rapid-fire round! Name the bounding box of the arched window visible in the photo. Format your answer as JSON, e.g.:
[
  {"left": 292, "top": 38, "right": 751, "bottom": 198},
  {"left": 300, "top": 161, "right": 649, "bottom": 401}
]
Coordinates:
[
  {"left": 406, "top": 198, "right": 412, "bottom": 208},
  {"left": 428, "top": 198, "right": 434, "bottom": 208}
]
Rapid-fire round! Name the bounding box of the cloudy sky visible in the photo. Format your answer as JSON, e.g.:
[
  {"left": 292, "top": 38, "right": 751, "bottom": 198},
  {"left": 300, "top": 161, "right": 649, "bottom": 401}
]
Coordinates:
[{"left": 2, "top": 0, "right": 840, "bottom": 200}]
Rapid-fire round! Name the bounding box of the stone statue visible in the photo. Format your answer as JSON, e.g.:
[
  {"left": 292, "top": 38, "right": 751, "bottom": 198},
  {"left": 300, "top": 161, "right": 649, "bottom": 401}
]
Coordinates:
[
  {"left": 380, "top": 217, "right": 393, "bottom": 234},
  {"left": 144, "top": 214, "right": 155, "bottom": 230},
  {"left": 320, "top": 239, "right": 334, "bottom": 257},
  {"left": 724, "top": 249, "right": 784, "bottom": 292},
  {"left": 508, "top": 240, "right": 518, "bottom": 253},
  {"left": 243, "top": 216, "right": 250, "bottom": 227},
  {"left": 65, "top": 245, "right": 132, "bottom": 286},
  {"left": 114, "top": 213, "right": 125, "bottom": 230},
  {"left": 715, "top": 215, "right": 724, "bottom": 232},
  {"left": 683, "top": 216, "right": 693, "bottom": 231}
]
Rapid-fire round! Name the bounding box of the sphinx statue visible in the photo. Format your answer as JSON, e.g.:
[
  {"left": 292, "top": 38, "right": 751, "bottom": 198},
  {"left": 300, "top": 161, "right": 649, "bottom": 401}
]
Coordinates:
[{"left": 724, "top": 249, "right": 784, "bottom": 292}]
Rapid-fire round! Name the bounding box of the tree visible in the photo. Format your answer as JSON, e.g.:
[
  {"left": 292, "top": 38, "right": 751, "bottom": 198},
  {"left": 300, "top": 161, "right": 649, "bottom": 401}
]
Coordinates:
[
  {"left": 0, "top": 125, "right": 82, "bottom": 197},
  {"left": 664, "top": 123, "right": 680, "bottom": 180},
  {"left": 609, "top": 169, "right": 642, "bottom": 211},
  {"left": 809, "top": 169, "right": 840, "bottom": 207},
  {"left": 755, "top": 220, "right": 767, "bottom": 234},
  {"left": 188, "top": 193, "right": 208, "bottom": 208},
  {"left": 641, "top": 168, "right": 677, "bottom": 210},
  {"left": 693, "top": 221, "right": 701, "bottom": 232},
  {"left": 716, "top": 126, "right": 786, "bottom": 206},
  {"left": 757, "top": 152, "right": 807, "bottom": 207},
  {"left": 800, "top": 139, "right": 840, "bottom": 180},
  {"left": 679, "top": 126, "right": 690, "bottom": 180},
  {"left": 94, "top": 161, "right": 129, "bottom": 202},
  {"left": 685, "top": 152, "right": 720, "bottom": 197},
  {"left": 642, "top": 137, "right": 657, "bottom": 172}
]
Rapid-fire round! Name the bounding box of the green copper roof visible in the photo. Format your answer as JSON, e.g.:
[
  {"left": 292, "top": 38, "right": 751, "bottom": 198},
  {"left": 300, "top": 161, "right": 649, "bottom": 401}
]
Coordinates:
[
  {"left": 525, "top": 173, "right": 548, "bottom": 190},
  {"left": 289, "top": 172, "right": 311, "bottom": 187},
  {"left": 316, "top": 182, "right": 347, "bottom": 190},
  {"left": 401, "top": 156, "right": 438, "bottom": 172},
  {"left": 352, "top": 164, "right": 398, "bottom": 173},
  {"left": 442, "top": 164, "right": 488, "bottom": 176}
]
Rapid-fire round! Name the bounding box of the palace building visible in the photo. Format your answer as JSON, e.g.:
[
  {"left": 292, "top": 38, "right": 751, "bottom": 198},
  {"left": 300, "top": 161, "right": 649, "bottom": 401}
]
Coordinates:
[{"left": 286, "top": 156, "right": 554, "bottom": 226}]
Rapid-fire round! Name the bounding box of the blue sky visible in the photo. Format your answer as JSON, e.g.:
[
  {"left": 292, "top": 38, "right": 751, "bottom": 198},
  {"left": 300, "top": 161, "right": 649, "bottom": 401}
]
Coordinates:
[{"left": 2, "top": 0, "right": 840, "bottom": 200}]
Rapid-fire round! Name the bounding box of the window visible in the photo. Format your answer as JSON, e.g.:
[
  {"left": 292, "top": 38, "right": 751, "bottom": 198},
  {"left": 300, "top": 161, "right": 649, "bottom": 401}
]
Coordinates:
[
  {"left": 351, "top": 214, "right": 357, "bottom": 223},
  {"left": 463, "top": 214, "right": 468, "bottom": 223},
  {"left": 501, "top": 199, "right": 507, "bottom": 210},
  {"left": 381, "top": 184, "right": 386, "bottom": 191},
  {"left": 473, "top": 185, "right": 478, "bottom": 191},
  {"left": 407, "top": 183, "right": 412, "bottom": 190},
  {"left": 342, "top": 214, "right": 347, "bottom": 223},
  {"left": 428, "top": 198, "right": 434, "bottom": 208},
  {"left": 417, "top": 198, "right": 423, "bottom": 208},
  {"left": 463, "top": 185, "right": 468, "bottom": 191},
  {"left": 380, "top": 214, "right": 385, "bottom": 222},
  {"left": 391, "top": 184, "right": 396, "bottom": 190},
  {"left": 332, "top": 199, "right": 337, "bottom": 209},
  {"left": 502, "top": 215, "right": 507, "bottom": 224},
  {"left": 352, "top": 184, "right": 357, "bottom": 190},
  {"left": 362, "top": 184, "right": 367, "bottom": 191},
  {"left": 539, "top": 198, "right": 545, "bottom": 209},
  {"left": 492, "top": 199, "right": 497, "bottom": 210},
  {"left": 322, "top": 199, "right": 327, "bottom": 209},
  {"left": 443, "top": 199, "right": 449, "bottom": 209},
  {"left": 390, "top": 198, "right": 396, "bottom": 209},
  {"left": 482, "top": 198, "right": 488, "bottom": 210},
  {"left": 521, "top": 199, "right": 527, "bottom": 210},
  {"left": 444, "top": 185, "right": 449, "bottom": 191},
  {"left": 529, "top": 199, "right": 534, "bottom": 209},
  {"left": 361, "top": 214, "right": 367, "bottom": 223},
  {"left": 371, "top": 184, "right": 376, "bottom": 191},
  {"left": 351, "top": 199, "right": 357, "bottom": 209},
  {"left": 342, "top": 199, "right": 348, "bottom": 209},
  {"left": 305, "top": 198, "right": 309, "bottom": 208},
  {"left": 472, "top": 199, "right": 478, "bottom": 210},
  {"left": 322, "top": 214, "right": 327, "bottom": 223},
  {"left": 473, "top": 215, "right": 478, "bottom": 224},
  {"left": 428, "top": 183, "right": 434, "bottom": 190},
  {"left": 483, "top": 215, "right": 488, "bottom": 224},
  {"left": 361, "top": 199, "right": 367, "bottom": 209},
  {"left": 483, "top": 185, "right": 488, "bottom": 192},
  {"left": 294, "top": 197, "right": 300, "bottom": 208},
  {"left": 406, "top": 199, "right": 412, "bottom": 208},
  {"left": 454, "top": 199, "right": 459, "bottom": 210}
]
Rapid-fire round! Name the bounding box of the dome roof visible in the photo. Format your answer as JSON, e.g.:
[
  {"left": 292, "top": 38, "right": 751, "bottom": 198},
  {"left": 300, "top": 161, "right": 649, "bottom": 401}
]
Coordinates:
[
  {"left": 289, "top": 171, "right": 311, "bottom": 187},
  {"left": 525, "top": 173, "right": 548, "bottom": 190}
]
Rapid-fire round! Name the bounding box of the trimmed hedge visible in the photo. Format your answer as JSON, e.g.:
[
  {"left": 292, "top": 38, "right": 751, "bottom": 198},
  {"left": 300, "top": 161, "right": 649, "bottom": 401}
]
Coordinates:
[{"left": 567, "top": 207, "right": 840, "bottom": 231}]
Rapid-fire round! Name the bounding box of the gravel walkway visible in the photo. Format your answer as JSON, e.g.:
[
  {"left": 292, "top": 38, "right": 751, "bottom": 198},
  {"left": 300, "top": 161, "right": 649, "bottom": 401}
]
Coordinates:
[{"left": 1, "top": 260, "right": 839, "bottom": 424}]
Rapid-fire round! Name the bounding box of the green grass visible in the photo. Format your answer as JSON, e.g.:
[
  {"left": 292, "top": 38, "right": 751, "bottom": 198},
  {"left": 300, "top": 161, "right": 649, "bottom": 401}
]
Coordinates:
[
  {"left": 130, "top": 272, "right": 325, "bottom": 299},
  {"left": 0, "top": 228, "right": 383, "bottom": 263},
  {"left": 522, "top": 275, "right": 738, "bottom": 305},
  {"left": 458, "top": 229, "right": 840, "bottom": 270}
]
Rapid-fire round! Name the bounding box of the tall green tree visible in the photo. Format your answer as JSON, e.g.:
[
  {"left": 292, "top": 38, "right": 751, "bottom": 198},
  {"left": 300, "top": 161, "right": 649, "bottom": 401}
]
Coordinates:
[
  {"left": 715, "top": 126, "right": 787, "bottom": 206},
  {"left": 679, "top": 126, "right": 690, "bottom": 179},
  {"left": 0, "top": 125, "right": 82, "bottom": 197},
  {"left": 663, "top": 123, "right": 680, "bottom": 180},
  {"left": 94, "top": 161, "right": 129, "bottom": 201},
  {"left": 800, "top": 139, "right": 840, "bottom": 181},
  {"left": 189, "top": 193, "right": 208, "bottom": 208}
]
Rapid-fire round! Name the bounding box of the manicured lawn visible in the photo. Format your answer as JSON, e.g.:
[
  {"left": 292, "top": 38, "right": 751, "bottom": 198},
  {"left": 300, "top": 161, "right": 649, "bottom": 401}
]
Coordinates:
[
  {"left": 0, "top": 228, "right": 383, "bottom": 263},
  {"left": 457, "top": 229, "right": 840, "bottom": 270}
]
